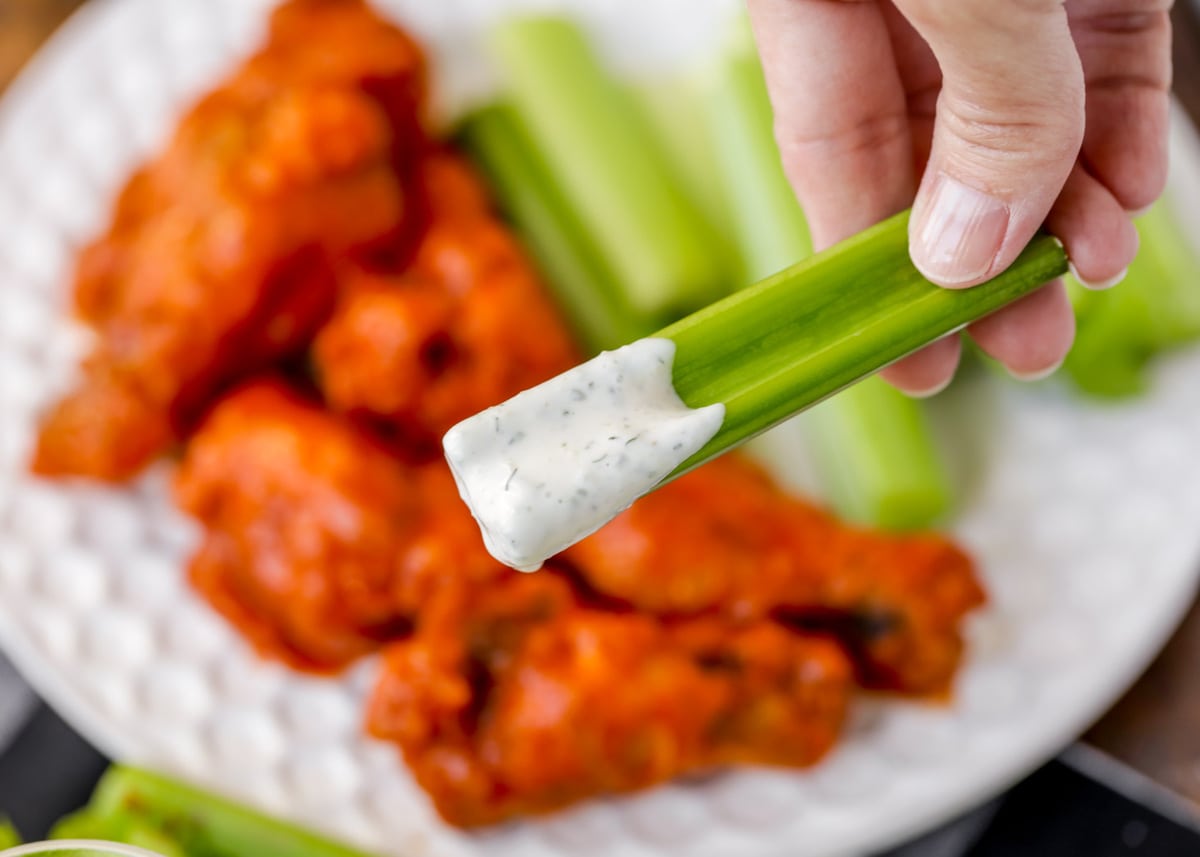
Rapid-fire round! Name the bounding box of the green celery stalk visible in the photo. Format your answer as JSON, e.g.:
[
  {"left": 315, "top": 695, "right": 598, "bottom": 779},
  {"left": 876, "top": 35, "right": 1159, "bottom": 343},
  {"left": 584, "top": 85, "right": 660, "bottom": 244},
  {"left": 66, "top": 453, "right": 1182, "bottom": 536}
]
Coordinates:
[
  {"left": 124, "top": 825, "right": 188, "bottom": 857},
  {"left": 1137, "top": 198, "right": 1200, "bottom": 345},
  {"left": 52, "top": 793, "right": 192, "bottom": 857},
  {"left": 49, "top": 809, "right": 117, "bottom": 841},
  {"left": 704, "top": 16, "right": 811, "bottom": 284},
  {"left": 489, "top": 16, "right": 729, "bottom": 321},
  {"left": 53, "top": 807, "right": 189, "bottom": 857},
  {"left": 1065, "top": 198, "right": 1200, "bottom": 396},
  {"left": 704, "top": 18, "right": 950, "bottom": 529},
  {"left": 89, "top": 767, "right": 374, "bottom": 857},
  {"left": 0, "top": 817, "right": 20, "bottom": 848},
  {"left": 459, "top": 104, "right": 651, "bottom": 353},
  {"left": 1064, "top": 284, "right": 1148, "bottom": 397},
  {"left": 802, "top": 380, "right": 950, "bottom": 529},
  {"left": 661, "top": 210, "right": 1068, "bottom": 475},
  {"left": 628, "top": 72, "right": 734, "bottom": 261}
]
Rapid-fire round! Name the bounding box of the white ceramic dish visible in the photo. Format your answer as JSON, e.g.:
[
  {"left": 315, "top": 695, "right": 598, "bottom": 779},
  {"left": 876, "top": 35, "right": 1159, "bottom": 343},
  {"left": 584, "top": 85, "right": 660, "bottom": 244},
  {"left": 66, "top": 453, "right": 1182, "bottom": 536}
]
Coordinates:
[
  {"left": 0, "top": 842, "right": 164, "bottom": 857},
  {"left": 2, "top": 2, "right": 1200, "bottom": 856}
]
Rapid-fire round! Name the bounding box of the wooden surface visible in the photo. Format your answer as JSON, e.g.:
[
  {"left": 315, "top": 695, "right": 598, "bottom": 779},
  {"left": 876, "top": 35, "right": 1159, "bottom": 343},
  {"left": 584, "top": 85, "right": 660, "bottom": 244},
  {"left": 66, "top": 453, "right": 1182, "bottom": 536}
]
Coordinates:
[
  {"left": 0, "top": 0, "right": 86, "bottom": 93},
  {"left": 1083, "top": 0, "right": 1200, "bottom": 809},
  {"left": 4, "top": 0, "right": 1200, "bottom": 813}
]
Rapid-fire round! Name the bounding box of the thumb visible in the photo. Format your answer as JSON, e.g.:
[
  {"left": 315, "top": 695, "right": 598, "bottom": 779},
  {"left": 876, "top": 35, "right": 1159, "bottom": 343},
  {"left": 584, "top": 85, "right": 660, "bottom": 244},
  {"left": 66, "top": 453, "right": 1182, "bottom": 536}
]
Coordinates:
[{"left": 896, "top": 0, "right": 1085, "bottom": 287}]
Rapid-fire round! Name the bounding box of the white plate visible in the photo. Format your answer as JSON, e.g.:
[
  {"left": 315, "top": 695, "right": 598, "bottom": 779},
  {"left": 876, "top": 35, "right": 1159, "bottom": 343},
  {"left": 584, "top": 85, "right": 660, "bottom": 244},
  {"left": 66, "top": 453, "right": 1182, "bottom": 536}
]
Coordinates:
[{"left": 2, "top": 2, "right": 1200, "bottom": 856}]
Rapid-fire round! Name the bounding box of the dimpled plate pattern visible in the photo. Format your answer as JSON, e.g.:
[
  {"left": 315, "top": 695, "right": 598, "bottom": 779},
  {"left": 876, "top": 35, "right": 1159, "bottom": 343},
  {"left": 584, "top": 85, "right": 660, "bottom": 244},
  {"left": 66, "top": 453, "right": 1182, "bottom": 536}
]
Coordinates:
[{"left": 1, "top": 2, "right": 1200, "bottom": 856}]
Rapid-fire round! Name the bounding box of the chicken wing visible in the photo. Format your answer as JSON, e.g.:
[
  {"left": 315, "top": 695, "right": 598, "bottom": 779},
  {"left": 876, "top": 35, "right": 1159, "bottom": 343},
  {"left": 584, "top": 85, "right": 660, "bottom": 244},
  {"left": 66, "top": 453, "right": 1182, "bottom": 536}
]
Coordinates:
[
  {"left": 175, "top": 379, "right": 419, "bottom": 671},
  {"left": 367, "top": 573, "right": 851, "bottom": 827},
  {"left": 176, "top": 378, "right": 514, "bottom": 670},
  {"left": 33, "top": 0, "right": 424, "bottom": 480},
  {"left": 312, "top": 155, "right": 578, "bottom": 459},
  {"left": 565, "top": 454, "right": 985, "bottom": 695}
]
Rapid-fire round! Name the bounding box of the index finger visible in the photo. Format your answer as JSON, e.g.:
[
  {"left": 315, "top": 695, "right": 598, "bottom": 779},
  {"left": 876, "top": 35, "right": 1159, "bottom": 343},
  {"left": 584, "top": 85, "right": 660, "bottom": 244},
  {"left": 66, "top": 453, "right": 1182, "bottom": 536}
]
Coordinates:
[{"left": 746, "top": 0, "right": 916, "bottom": 248}]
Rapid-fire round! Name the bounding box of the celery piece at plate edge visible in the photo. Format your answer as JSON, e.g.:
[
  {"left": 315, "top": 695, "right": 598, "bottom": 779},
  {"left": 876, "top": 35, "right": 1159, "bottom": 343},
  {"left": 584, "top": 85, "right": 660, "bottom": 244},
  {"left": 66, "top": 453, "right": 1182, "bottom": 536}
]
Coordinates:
[
  {"left": 86, "top": 767, "right": 373, "bottom": 857},
  {"left": 0, "top": 817, "right": 20, "bottom": 848},
  {"left": 49, "top": 809, "right": 118, "bottom": 843},
  {"left": 122, "top": 826, "right": 188, "bottom": 857},
  {"left": 704, "top": 17, "right": 950, "bottom": 528},
  {"left": 489, "top": 15, "right": 729, "bottom": 322}
]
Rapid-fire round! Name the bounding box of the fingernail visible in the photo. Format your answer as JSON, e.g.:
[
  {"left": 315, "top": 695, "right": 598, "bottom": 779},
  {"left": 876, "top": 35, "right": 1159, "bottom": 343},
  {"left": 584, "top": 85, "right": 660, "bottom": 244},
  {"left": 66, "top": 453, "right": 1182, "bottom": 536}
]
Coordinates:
[
  {"left": 1008, "top": 358, "right": 1064, "bottom": 383},
  {"left": 911, "top": 173, "right": 1010, "bottom": 287},
  {"left": 899, "top": 375, "right": 954, "bottom": 399},
  {"left": 1069, "top": 262, "right": 1127, "bottom": 291}
]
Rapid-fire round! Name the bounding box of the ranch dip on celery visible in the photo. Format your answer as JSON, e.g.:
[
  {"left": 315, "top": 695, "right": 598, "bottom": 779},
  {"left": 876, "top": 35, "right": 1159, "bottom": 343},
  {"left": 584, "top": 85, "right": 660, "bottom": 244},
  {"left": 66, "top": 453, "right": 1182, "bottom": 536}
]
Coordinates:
[{"left": 443, "top": 337, "right": 724, "bottom": 571}]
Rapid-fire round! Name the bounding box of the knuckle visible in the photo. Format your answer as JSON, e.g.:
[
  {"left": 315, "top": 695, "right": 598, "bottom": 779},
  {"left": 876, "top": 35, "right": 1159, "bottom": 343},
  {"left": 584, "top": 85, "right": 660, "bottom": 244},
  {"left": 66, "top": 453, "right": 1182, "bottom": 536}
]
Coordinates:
[
  {"left": 1086, "top": 72, "right": 1170, "bottom": 95},
  {"left": 938, "top": 91, "right": 1083, "bottom": 174},
  {"left": 1069, "top": 0, "right": 1172, "bottom": 33},
  {"left": 1076, "top": 9, "right": 1171, "bottom": 35},
  {"left": 901, "top": 0, "right": 1063, "bottom": 33},
  {"left": 1074, "top": 8, "right": 1172, "bottom": 90},
  {"left": 774, "top": 110, "right": 910, "bottom": 168}
]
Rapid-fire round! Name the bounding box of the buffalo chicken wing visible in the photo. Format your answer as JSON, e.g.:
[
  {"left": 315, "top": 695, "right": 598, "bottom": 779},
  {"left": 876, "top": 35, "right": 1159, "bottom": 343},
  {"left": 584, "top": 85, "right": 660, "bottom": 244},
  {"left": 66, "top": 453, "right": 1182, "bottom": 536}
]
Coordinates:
[
  {"left": 566, "top": 455, "right": 985, "bottom": 695},
  {"left": 367, "top": 574, "right": 851, "bottom": 827},
  {"left": 33, "top": 0, "right": 423, "bottom": 480},
  {"left": 175, "top": 380, "right": 419, "bottom": 671},
  {"left": 313, "top": 157, "right": 578, "bottom": 458}
]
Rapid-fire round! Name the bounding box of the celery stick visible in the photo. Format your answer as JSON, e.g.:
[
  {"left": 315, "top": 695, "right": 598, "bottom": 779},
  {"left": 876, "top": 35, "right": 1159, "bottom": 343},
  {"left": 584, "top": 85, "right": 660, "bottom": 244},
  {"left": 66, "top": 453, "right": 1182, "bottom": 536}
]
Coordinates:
[
  {"left": 444, "top": 215, "right": 1064, "bottom": 562},
  {"left": 49, "top": 810, "right": 117, "bottom": 841},
  {"left": 705, "top": 18, "right": 949, "bottom": 529},
  {"left": 90, "top": 767, "right": 374, "bottom": 857},
  {"left": 1135, "top": 198, "right": 1200, "bottom": 344},
  {"left": 489, "top": 16, "right": 728, "bottom": 320},
  {"left": 53, "top": 804, "right": 199, "bottom": 857},
  {"left": 629, "top": 73, "right": 734, "bottom": 259},
  {"left": 704, "top": 16, "right": 811, "bottom": 284},
  {"left": 803, "top": 378, "right": 950, "bottom": 529},
  {"left": 124, "top": 825, "right": 188, "bottom": 857},
  {"left": 661, "top": 211, "right": 1068, "bottom": 474},
  {"left": 1065, "top": 284, "right": 1152, "bottom": 397},
  {"left": 1065, "top": 198, "right": 1200, "bottom": 396},
  {"left": 459, "top": 104, "right": 651, "bottom": 353},
  {"left": 0, "top": 818, "right": 20, "bottom": 848}
]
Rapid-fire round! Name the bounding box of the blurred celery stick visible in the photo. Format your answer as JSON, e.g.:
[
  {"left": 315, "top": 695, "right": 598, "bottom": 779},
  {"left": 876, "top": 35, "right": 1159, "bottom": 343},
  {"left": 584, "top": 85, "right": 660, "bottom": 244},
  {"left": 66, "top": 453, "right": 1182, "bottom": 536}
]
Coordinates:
[
  {"left": 0, "top": 817, "right": 20, "bottom": 848},
  {"left": 489, "top": 16, "right": 729, "bottom": 320},
  {"left": 90, "top": 766, "right": 374, "bottom": 857},
  {"left": 1138, "top": 198, "right": 1200, "bottom": 344},
  {"left": 1065, "top": 198, "right": 1200, "bottom": 397},
  {"left": 704, "top": 16, "right": 811, "bottom": 284},
  {"left": 629, "top": 73, "right": 735, "bottom": 257},
  {"left": 124, "top": 825, "right": 189, "bottom": 857},
  {"left": 52, "top": 808, "right": 188, "bottom": 857},
  {"left": 49, "top": 809, "right": 115, "bottom": 841},
  {"left": 460, "top": 104, "right": 652, "bottom": 353},
  {"left": 802, "top": 378, "right": 951, "bottom": 529},
  {"left": 704, "top": 14, "right": 950, "bottom": 529},
  {"left": 52, "top": 790, "right": 203, "bottom": 857},
  {"left": 1065, "top": 276, "right": 1150, "bottom": 397}
]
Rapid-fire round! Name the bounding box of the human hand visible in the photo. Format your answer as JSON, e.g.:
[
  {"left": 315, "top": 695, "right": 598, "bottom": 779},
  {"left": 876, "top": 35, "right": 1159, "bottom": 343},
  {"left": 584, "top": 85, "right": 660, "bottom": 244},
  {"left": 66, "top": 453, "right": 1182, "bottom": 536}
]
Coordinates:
[{"left": 747, "top": 0, "right": 1171, "bottom": 394}]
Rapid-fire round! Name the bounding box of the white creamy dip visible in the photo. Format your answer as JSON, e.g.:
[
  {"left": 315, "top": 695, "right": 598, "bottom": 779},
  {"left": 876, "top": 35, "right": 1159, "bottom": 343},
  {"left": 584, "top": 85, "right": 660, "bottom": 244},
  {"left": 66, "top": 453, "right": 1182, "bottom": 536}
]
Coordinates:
[{"left": 442, "top": 337, "right": 724, "bottom": 571}]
